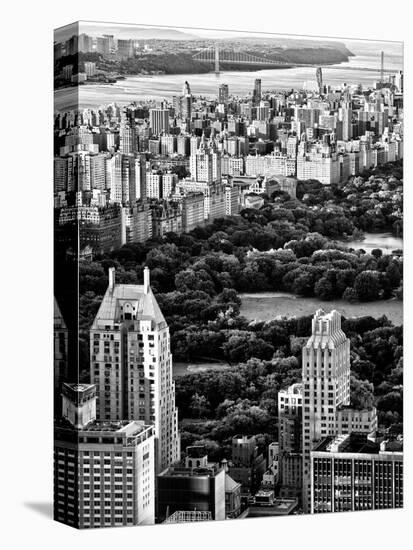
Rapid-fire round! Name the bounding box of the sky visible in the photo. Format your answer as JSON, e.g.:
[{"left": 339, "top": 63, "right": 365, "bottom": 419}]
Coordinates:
[{"left": 54, "top": 21, "right": 403, "bottom": 54}]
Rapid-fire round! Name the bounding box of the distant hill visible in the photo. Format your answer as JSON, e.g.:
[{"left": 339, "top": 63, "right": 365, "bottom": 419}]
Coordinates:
[
  {"left": 54, "top": 23, "right": 200, "bottom": 42},
  {"left": 79, "top": 23, "right": 200, "bottom": 41},
  {"left": 220, "top": 36, "right": 354, "bottom": 57}
]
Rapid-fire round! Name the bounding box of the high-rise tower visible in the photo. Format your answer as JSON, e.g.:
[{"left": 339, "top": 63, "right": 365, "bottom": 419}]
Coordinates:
[
  {"left": 149, "top": 108, "right": 170, "bottom": 136},
  {"left": 316, "top": 67, "right": 323, "bottom": 94},
  {"left": 189, "top": 134, "right": 221, "bottom": 184},
  {"left": 180, "top": 80, "right": 192, "bottom": 121},
  {"left": 252, "top": 78, "right": 262, "bottom": 106},
  {"left": 301, "top": 309, "right": 350, "bottom": 512},
  {"left": 90, "top": 267, "right": 180, "bottom": 474},
  {"left": 218, "top": 83, "right": 229, "bottom": 104}
]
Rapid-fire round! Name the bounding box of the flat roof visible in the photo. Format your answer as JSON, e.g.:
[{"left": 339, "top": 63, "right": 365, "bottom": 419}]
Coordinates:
[
  {"left": 56, "top": 417, "right": 152, "bottom": 435},
  {"left": 312, "top": 433, "right": 403, "bottom": 455},
  {"left": 247, "top": 498, "right": 298, "bottom": 517},
  {"left": 159, "top": 464, "right": 222, "bottom": 478}
]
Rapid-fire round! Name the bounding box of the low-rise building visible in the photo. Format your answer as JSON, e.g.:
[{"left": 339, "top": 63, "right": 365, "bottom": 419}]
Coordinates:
[
  {"left": 228, "top": 435, "right": 266, "bottom": 495},
  {"left": 335, "top": 406, "right": 378, "bottom": 435},
  {"left": 157, "top": 463, "right": 226, "bottom": 522},
  {"left": 311, "top": 433, "right": 403, "bottom": 514}
]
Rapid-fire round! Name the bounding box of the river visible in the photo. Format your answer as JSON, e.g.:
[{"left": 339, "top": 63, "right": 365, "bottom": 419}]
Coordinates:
[{"left": 55, "top": 39, "right": 403, "bottom": 111}]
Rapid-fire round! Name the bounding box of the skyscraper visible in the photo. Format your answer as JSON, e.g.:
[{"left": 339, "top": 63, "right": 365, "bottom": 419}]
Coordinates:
[
  {"left": 96, "top": 36, "right": 110, "bottom": 55},
  {"left": 90, "top": 267, "right": 180, "bottom": 474},
  {"left": 252, "top": 78, "right": 262, "bottom": 106},
  {"left": 54, "top": 383, "right": 155, "bottom": 528},
  {"left": 189, "top": 134, "right": 221, "bottom": 184},
  {"left": 149, "top": 108, "right": 170, "bottom": 136},
  {"left": 316, "top": 67, "right": 323, "bottom": 95},
  {"left": 278, "top": 383, "right": 303, "bottom": 498},
  {"left": 219, "top": 83, "right": 229, "bottom": 104},
  {"left": 339, "top": 104, "right": 353, "bottom": 141},
  {"left": 107, "top": 153, "right": 144, "bottom": 204},
  {"left": 78, "top": 33, "right": 93, "bottom": 53},
  {"left": 119, "top": 123, "right": 137, "bottom": 154},
  {"left": 301, "top": 309, "right": 350, "bottom": 512},
  {"left": 117, "top": 39, "right": 134, "bottom": 59},
  {"left": 175, "top": 81, "right": 192, "bottom": 121}
]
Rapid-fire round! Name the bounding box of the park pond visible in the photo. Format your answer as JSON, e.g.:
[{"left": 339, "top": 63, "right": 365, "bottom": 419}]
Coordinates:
[
  {"left": 340, "top": 232, "right": 402, "bottom": 254},
  {"left": 173, "top": 292, "right": 402, "bottom": 378},
  {"left": 240, "top": 232, "right": 403, "bottom": 325},
  {"left": 173, "top": 360, "right": 230, "bottom": 378},
  {"left": 173, "top": 232, "right": 403, "bottom": 377},
  {"left": 240, "top": 292, "right": 403, "bottom": 326}
]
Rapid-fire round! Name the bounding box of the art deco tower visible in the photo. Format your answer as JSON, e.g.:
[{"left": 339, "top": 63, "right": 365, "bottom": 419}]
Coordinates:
[
  {"left": 90, "top": 267, "right": 180, "bottom": 473},
  {"left": 301, "top": 309, "right": 350, "bottom": 512}
]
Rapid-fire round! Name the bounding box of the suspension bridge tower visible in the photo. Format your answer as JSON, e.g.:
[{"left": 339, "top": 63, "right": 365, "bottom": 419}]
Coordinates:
[{"left": 215, "top": 43, "right": 220, "bottom": 75}]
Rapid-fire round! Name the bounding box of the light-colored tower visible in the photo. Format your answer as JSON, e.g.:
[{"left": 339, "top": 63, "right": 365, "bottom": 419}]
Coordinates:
[
  {"left": 189, "top": 136, "right": 221, "bottom": 184},
  {"left": 90, "top": 267, "right": 180, "bottom": 474},
  {"left": 119, "top": 123, "right": 136, "bottom": 154},
  {"left": 180, "top": 81, "right": 192, "bottom": 120},
  {"left": 302, "top": 309, "right": 350, "bottom": 513}
]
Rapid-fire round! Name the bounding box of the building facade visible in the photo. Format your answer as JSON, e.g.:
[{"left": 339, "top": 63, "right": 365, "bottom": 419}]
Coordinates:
[
  {"left": 157, "top": 464, "right": 226, "bottom": 522},
  {"left": 54, "top": 383, "right": 155, "bottom": 528},
  {"left": 90, "top": 267, "right": 180, "bottom": 474},
  {"left": 302, "top": 310, "right": 351, "bottom": 512},
  {"left": 311, "top": 433, "right": 403, "bottom": 513}
]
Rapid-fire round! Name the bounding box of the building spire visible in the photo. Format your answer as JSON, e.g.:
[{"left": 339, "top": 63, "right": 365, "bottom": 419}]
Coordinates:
[
  {"left": 108, "top": 267, "right": 115, "bottom": 292},
  {"left": 143, "top": 266, "right": 150, "bottom": 294}
]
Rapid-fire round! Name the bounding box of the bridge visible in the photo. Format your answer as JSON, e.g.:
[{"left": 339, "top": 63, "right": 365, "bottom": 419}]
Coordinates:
[
  {"left": 192, "top": 45, "right": 398, "bottom": 78},
  {"left": 192, "top": 45, "right": 291, "bottom": 74}
]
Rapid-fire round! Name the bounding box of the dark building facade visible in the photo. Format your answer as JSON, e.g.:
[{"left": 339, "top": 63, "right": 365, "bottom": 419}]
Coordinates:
[{"left": 157, "top": 464, "right": 226, "bottom": 522}]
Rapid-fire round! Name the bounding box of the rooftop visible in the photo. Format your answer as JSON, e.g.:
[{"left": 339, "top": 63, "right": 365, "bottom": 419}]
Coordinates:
[
  {"left": 159, "top": 464, "right": 222, "bottom": 478},
  {"left": 62, "top": 383, "right": 96, "bottom": 403},
  {"left": 92, "top": 267, "right": 166, "bottom": 328},
  {"left": 232, "top": 435, "right": 256, "bottom": 443},
  {"left": 56, "top": 417, "right": 151, "bottom": 436},
  {"left": 279, "top": 383, "right": 303, "bottom": 396},
  {"left": 62, "top": 382, "right": 95, "bottom": 394},
  {"left": 305, "top": 309, "right": 348, "bottom": 349},
  {"left": 247, "top": 498, "right": 298, "bottom": 517},
  {"left": 225, "top": 473, "right": 241, "bottom": 492},
  {"left": 313, "top": 433, "right": 403, "bottom": 455},
  {"left": 164, "top": 510, "right": 212, "bottom": 524}
]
